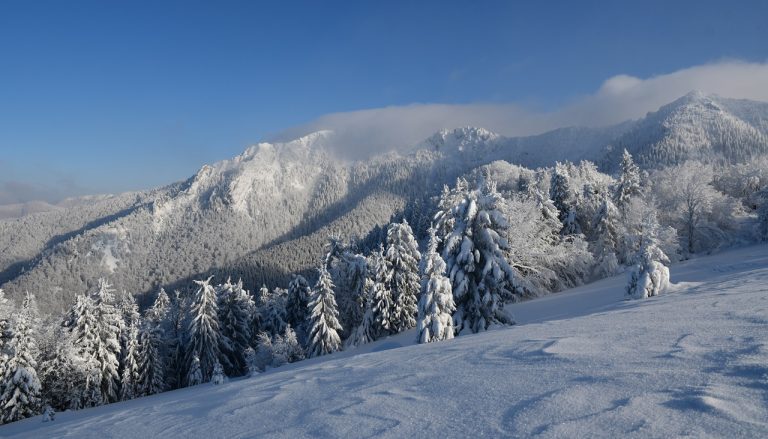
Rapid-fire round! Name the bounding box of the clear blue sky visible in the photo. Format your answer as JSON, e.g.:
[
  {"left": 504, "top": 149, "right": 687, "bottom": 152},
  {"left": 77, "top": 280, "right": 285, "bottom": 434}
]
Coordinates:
[{"left": 1, "top": 0, "right": 766, "bottom": 202}]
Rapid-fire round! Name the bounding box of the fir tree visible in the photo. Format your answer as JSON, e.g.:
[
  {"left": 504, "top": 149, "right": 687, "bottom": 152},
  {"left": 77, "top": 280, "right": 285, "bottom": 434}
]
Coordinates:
[
  {"left": 185, "top": 277, "right": 228, "bottom": 384},
  {"left": 615, "top": 149, "right": 641, "bottom": 211},
  {"left": 345, "top": 292, "right": 376, "bottom": 348},
  {"left": 243, "top": 347, "right": 258, "bottom": 377},
  {"left": 385, "top": 220, "right": 422, "bottom": 333},
  {"left": 211, "top": 360, "right": 226, "bottom": 385},
  {"left": 626, "top": 211, "right": 671, "bottom": 299},
  {"left": 136, "top": 323, "right": 166, "bottom": 396},
  {"left": 0, "top": 292, "right": 41, "bottom": 424},
  {"left": 306, "top": 267, "right": 343, "bottom": 358},
  {"left": 436, "top": 179, "right": 527, "bottom": 334},
  {"left": 285, "top": 275, "right": 311, "bottom": 335},
  {"left": 417, "top": 227, "right": 455, "bottom": 343},
  {"left": 260, "top": 288, "right": 288, "bottom": 338},
  {"left": 550, "top": 163, "right": 580, "bottom": 235},
  {"left": 592, "top": 195, "right": 621, "bottom": 277},
  {"left": 758, "top": 188, "right": 768, "bottom": 241},
  {"left": 119, "top": 322, "right": 140, "bottom": 401},
  {"left": 217, "top": 278, "right": 253, "bottom": 376},
  {"left": 186, "top": 354, "right": 202, "bottom": 386},
  {"left": 90, "top": 280, "right": 123, "bottom": 404},
  {"left": 368, "top": 246, "right": 393, "bottom": 337},
  {"left": 146, "top": 287, "right": 170, "bottom": 325}
]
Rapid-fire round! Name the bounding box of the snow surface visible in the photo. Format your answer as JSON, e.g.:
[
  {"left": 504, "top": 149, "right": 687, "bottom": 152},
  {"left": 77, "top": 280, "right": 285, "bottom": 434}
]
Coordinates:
[{"left": 3, "top": 245, "right": 767, "bottom": 438}]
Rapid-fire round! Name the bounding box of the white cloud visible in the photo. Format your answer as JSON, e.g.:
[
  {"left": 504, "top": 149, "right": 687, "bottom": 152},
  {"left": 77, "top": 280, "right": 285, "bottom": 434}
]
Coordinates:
[{"left": 274, "top": 60, "right": 768, "bottom": 159}]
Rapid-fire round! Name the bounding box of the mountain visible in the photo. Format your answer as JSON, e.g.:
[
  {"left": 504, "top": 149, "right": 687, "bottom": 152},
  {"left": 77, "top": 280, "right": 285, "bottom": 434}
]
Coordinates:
[
  {"left": 2, "top": 244, "right": 767, "bottom": 437},
  {"left": 1, "top": 92, "right": 767, "bottom": 313}
]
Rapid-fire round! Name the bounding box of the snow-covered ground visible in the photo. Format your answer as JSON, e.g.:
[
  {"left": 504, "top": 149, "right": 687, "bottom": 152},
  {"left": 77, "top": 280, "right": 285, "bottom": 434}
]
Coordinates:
[{"left": 3, "top": 245, "right": 767, "bottom": 438}]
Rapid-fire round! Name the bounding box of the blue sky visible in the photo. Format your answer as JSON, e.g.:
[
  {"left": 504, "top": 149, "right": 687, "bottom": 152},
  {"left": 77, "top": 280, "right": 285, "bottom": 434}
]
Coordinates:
[{"left": 1, "top": 0, "right": 767, "bottom": 202}]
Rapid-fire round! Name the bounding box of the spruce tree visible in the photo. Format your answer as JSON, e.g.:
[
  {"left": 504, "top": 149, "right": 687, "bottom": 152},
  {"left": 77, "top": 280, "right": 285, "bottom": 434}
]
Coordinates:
[
  {"left": 285, "top": 275, "right": 311, "bottom": 334},
  {"left": 615, "top": 149, "right": 641, "bottom": 212},
  {"left": 0, "top": 293, "right": 41, "bottom": 424},
  {"left": 385, "top": 220, "right": 422, "bottom": 333},
  {"left": 436, "top": 179, "right": 527, "bottom": 334},
  {"left": 243, "top": 347, "right": 258, "bottom": 377},
  {"left": 187, "top": 354, "right": 202, "bottom": 386},
  {"left": 217, "top": 278, "right": 253, "bottom": 376},
  {"left": 306, "top": 267, "right": 343, "bottom": 358},
  {"left": 211, "top": 360, "right": 226, "bottom": 385},
  {"left": 758, "top": 188, "right": 768, "bottom": 241},
  {"left": 119, "top": 322, "right": 140, "bottom": 401},
  {"left": 626, "top": 211, "right": 671, "bottom": 299},
  {"left": 368, "top": 246, "right": 393, "bottom": 337},
  {"left": 345, "top": 291, "right": 376, "bottom": 348},
  {"left": 91, "top": 280, "right": 122, "bottom": 403},
  {"left": 185, "top": 277, "right": 228, "bottom": 384},
  {"left": 592, "top": 195, "right": 621, "bottom": 277},
  {"left": 417, "top": 227, "right": 455, "bottom": 343},
  {"left": 136, "top": 323, "right": 166, "bottom": 396},
  {"left": 550, "top": 162, "right": 580, "bottom": 235}
]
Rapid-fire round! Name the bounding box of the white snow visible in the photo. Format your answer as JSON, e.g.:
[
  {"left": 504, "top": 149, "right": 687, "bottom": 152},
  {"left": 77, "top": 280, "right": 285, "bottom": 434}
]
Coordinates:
[{"left": 3, "top": 245, "right": 767, "bottom": 438}]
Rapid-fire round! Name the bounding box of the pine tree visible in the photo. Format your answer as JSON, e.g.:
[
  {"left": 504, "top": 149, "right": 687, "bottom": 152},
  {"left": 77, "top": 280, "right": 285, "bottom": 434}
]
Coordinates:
[
  {"left": 368, "top": 246, "right": 393, "bottom": 337},
  {"left": 185, "top": 277, "right": 228, "bottom": 384},
  {"left": 417, "top": 227, "right": 455, "bottom": 343},
  {"left": 436, "top": 179, "right": 526, "bottom": 334},
  {"left": 136, "top": 323, "right": 166, "bottom": 396},
  {"left": 186, "top": 354, "right": 202, "bottom": 386},
  {"left": 90, "top": 280, "right": 123, "bottom": 403},
  {"left": 345, "top": 292, "right": 376, "bottom": 348},
  {"left": 243, "top": 347, "right": 258, "bottom": 377},
  {"left": 260, "top": 288, "right": 287, "bottom": 338},
  {"left": 0, "top": 289, "right": 11, "bottom": 397},
  {"left": 145, "top": 287, "right": 170, "bottom": 325},
  {"left": 211, "top": 360, "right": 226, "bottom": 385},
  {"left": 217, "top": 278, "right": 253, "bottom": 376},
  {"left": 550, "top": 162, "right": 580, "bottom": 235},
  {"left": 0, "top": 292, "right": 41, "bottom": 424},
  {"left": 758, "top": 188, "right": 768, "bottom": 241},
  {"left": 592, "top": 195, "right": 621, "bottom": 277},
  {"left": 306, "top": 267, "right": 343, "bottom": 358},
  {"left": 385, "top": 220, "right": 422, "bottom": 333},
  {"left": 626, "top": 211, "right": 671, "bottom": 299},
  {"left": 119, "top": 322, "right": 140, "bottom": 401},
  {"left": 285, "top": 275, "right": 311, "bottom": 335},
  {"left": 615, "top": 149, "right": 641, "bottom": 212}
]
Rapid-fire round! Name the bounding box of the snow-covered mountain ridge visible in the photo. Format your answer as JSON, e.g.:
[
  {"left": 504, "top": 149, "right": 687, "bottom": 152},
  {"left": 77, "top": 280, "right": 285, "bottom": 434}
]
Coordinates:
[
  {"left": 2, "top": 244, "right": 766, "bottom": 438},
  {"left": 1, "top": 92, "right": 767, "bottom": 313}
]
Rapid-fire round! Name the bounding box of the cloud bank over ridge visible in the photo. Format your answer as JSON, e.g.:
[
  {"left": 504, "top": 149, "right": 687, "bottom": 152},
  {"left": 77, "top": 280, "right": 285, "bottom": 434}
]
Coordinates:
[{"left": 275, "top": 60, "right": 768, "bottom": 160}]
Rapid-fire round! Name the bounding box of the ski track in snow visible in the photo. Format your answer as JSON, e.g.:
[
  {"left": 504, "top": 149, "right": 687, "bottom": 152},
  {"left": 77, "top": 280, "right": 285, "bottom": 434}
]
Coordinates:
[{"left": 2, "top": 245, "right": 768, "bottom": 438}]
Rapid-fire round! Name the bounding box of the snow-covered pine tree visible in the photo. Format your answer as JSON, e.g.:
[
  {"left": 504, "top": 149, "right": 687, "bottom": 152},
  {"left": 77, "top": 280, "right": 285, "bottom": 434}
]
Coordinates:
[
  {"left": 119, "top": 322, "right": 140, "bottom": 401},
  {"left": 550, "top": 163, "right": 581, "bottom": 235},
  {"left": 165, "top": 290, "right": 187, "bottom": 390},
  {"left": 70, "top": 279, "right": 122, "bottom": 405},
  {"left": 280, "top": 325, "right": 304, "bottom": 363},
  {"left": 253, "top": 332, "right": 273, "bottom": 371},
  {"left": 614, "top": 149, "right": 641, "bottom": 212},
  {"left": 285, "top": 274, "right": 311, "bottom": 335},
  {"left": 436, "top": 179, "right": 526, "bottom": 334},
  {"left": 344, "top": 289, "right": 376, "bottom": 348},
  {"left": 211, "top": 360, "right": 226, "bottom": 385},
  {"left": 145, "top": 287, "right": 170, "bottom": 325},
  {"left": 757, "top": 188, "right": 768, "bottom": 241},
  {"left": 217, "top": 278, "right": 253, "bottom": 376},
  {"left": 626, "top": 211, "right": 671, "bottom": 299},
  {"left": 385, "top": 220, "right": 422, "bottom": 333},
  {"left": 243, "top": 347, "right": 258, "bottom": 377},
  {"left": 185, "top": 277, "right": 229, "bottom": 384},
  {"left": 367, "top": 245, "right": 393, "bottom": 337},
  {"left": 417, "top": 227, "right": 455, "bottom": 343},
  {"left": 260, "top": 288, "right": 288, "bottom": 338},
  {"left": 0, "top": 292, "right": 41, "bottom": 424},
  {"left": 187, "top": 354, "right": 202, "bottom": 386},
  {"left": 591, "top": 195, "right": 621, "bottom": 277},
  {"left": 136, "top": 322, "right": 166, "bottom": 396},
  {"left": 334, "top": 251, "right": 368, "bottom": 338},
  {"left": 0, "top": 288, "right": 11, "bottom": 396},
  {"left": 306, "top": 267, "right": 343, "bottom": 358}
]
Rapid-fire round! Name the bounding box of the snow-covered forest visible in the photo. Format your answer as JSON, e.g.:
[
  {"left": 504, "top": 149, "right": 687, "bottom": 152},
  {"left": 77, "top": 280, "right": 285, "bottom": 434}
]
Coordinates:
[{"left": 2, "top": 128, "right": 768, "bottom": 424}]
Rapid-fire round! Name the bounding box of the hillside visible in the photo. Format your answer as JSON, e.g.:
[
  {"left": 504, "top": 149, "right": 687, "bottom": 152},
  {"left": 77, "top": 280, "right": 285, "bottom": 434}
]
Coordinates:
[
  {"left": 2, "top": 92, "right": 768, "bottom": 313},
  {"left": 2, "top": 244, "right": 766, "bottom": 438}
]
